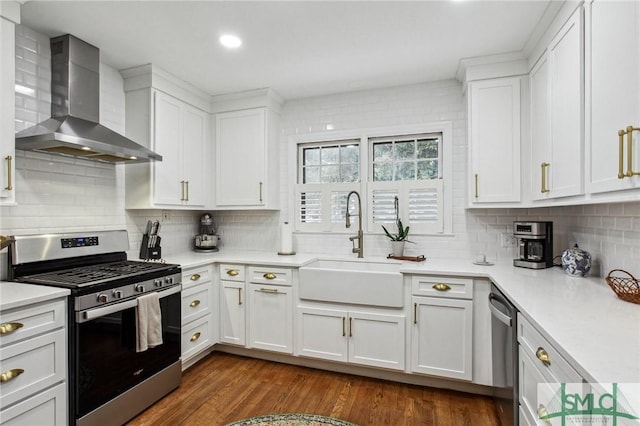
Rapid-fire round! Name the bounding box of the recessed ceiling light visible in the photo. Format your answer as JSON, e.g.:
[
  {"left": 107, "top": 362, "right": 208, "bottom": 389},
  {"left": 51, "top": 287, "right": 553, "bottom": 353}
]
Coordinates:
[
  {"left": 81, "top": 146, "right": 92, "bottom": 151},
  {"left": 219, "top": 34, "right": 242, "bottom": 49}
]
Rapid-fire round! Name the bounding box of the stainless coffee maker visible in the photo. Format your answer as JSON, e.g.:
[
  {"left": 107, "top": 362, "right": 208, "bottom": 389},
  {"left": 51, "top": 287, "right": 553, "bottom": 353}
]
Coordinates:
[
  {"left": 194, "top": 213, "right": 219, "bottom": 252},
  {"left": 513, "top": 221, "right": 553, "bottom": 269}
]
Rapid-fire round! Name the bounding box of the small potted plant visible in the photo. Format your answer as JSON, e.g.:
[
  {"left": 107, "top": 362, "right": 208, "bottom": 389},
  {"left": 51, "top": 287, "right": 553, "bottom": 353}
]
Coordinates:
[{"left": 382, "top": 197, "right": 412, "bottom": 256}]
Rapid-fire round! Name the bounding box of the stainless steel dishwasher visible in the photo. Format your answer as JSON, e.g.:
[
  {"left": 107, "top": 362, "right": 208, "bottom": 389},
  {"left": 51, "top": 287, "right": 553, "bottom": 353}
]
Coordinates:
[{"left": 489, "top": 284, "right": 519, "bottom": 426}]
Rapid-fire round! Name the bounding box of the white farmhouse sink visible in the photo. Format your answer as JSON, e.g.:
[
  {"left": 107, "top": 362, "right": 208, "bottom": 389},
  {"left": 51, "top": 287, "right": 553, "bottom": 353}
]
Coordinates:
[{"left": 299, "top": 259, "right": 403, "bottom": 308}]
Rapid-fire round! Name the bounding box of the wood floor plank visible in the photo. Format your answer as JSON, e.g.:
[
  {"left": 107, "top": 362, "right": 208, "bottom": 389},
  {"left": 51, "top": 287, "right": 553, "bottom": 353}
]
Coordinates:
[{"left": 127, "top": 352, "right": 500, "bottom": 426}]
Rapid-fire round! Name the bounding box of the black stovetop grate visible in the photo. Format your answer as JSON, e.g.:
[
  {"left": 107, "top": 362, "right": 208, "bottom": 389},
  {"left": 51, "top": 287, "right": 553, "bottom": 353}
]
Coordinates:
[{"left": 20, "top": 260, "right": 173, "bottom": 286}]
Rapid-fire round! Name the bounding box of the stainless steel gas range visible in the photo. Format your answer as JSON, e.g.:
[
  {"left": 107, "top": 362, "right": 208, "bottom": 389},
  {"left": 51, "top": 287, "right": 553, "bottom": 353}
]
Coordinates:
[{"left": 9, "top": 230, "right": 182, "bottom": 426}]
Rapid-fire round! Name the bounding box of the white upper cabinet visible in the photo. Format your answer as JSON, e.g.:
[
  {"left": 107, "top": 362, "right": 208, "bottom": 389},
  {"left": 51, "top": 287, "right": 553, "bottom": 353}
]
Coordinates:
[
  {"left": 468, "top": 77, "right": 522, "bottom": 205},
  {"left": 152, "top": 91, "right": 206, "bottom": 207},
  {"left": 122, "top": 65, "right": 211, "bottom": 209},
  {"left": 530, "top": 7, "right": 584, "bottom": 201},
  {"left": 586, "top": 0, "right": 640, "bottom": 196},
  {"left": 213, "top": 94, "right": 281, "bottom": 210},
  {"left": 0, "top": 15, "right": 16, "bottom": 206}
]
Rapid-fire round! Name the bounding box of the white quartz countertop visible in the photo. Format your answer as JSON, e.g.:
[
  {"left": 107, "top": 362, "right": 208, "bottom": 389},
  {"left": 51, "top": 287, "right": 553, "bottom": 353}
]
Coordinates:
[
  {"left": 167, "top": 251, "right": 640, "bottom": 386},
  {"left": 0, "top": 281, "right": 70, "bottom": 311}
]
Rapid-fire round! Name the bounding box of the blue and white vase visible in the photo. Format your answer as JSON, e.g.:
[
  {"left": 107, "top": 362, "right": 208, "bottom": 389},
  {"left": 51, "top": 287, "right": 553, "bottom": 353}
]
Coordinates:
[{"left": 561, "top": 244, "right": 592, "bottom": 277}]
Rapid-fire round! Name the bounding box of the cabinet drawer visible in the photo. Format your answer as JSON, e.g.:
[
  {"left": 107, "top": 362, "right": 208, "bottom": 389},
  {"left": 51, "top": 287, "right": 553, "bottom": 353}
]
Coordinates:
[
  {"left": 219, "top": 264, "right": 245, "bottom": 282},
  {"left": 181, "top": 315, "right": 212, "bottom": 361},
  {"left": 0, "top": 381, "right": 66, "bottom": 426},
  {"left": 411, "top": 276, "right": 472, "bottom": 299},
  {"left": 0, "top": 329, "right": 66, "bottom": 409},
  {"left": 0, "top": 300, "right": 65, "bottom": 346},
  {"left": 517, "top": 313, "right": 582, "bottom": 383},
  {"left": 182, "top": 267, "right": 212, "bottom": 289},
  {"left": 248, "top": 266, "right": 292, "bottom": 286},
  {"left": 181, "top": 283, "right": 211, "bottom": 325}
]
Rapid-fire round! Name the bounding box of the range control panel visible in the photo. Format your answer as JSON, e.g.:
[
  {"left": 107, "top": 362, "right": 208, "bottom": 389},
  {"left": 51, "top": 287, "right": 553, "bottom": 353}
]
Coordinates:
[{"left": 61, "top": 236, "right": 99, "bottom": 249}]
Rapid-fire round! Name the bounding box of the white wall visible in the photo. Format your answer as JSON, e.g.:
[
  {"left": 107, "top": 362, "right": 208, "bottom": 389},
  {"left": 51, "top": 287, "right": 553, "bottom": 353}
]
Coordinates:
[{"left": 2, "top": 24, "right": 639, "bottom": 280}]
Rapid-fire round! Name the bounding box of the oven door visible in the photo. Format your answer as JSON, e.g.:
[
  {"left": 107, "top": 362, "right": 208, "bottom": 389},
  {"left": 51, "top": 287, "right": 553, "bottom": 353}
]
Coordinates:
[{"left": 74, "top": 285, "right": 181, "bottom": 419}]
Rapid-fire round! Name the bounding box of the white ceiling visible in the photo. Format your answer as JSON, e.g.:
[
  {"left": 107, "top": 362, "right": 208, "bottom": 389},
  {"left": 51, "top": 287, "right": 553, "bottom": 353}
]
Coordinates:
[{"left": 19, "top": 0, "right": 555, "bottom": 100}]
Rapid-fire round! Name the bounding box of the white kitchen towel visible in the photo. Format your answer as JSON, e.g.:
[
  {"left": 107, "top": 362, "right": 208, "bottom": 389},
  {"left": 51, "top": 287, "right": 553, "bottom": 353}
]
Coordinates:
[{"left": 136, "top": 292, "right": 163, "bottom": 352}]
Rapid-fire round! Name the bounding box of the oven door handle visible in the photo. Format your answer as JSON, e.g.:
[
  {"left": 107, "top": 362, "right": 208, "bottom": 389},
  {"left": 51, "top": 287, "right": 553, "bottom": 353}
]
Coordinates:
[{"left": 78, "top": 285, "right": 181, "bottom": 323}]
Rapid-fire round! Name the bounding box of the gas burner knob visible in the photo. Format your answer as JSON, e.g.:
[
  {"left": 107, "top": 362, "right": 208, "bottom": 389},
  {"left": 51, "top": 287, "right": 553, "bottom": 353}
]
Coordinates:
[
  {"left": 97, "top": 294, "right": 108, "bottom": 303},
  {"left": 154, "top": 279, "right": 162, "bottom": 288},
  {"left": 164, "top": 277, "right": 174, "bottom": 285},
  {"left": 112, "top": 290, "right": 123, "bottom": 299},
  {"left": 135, "top": 284, "right": 145, "bottom": 293}
]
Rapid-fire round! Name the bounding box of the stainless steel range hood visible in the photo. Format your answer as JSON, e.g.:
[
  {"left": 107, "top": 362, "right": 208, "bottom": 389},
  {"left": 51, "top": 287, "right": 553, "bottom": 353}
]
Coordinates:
[{"left": 15, "top": 35, "right": 162, "bottom": 163}]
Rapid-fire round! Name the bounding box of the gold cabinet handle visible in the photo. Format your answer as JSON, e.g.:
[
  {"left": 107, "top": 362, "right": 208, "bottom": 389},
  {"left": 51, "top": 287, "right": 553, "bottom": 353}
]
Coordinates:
[
  {"left": 349, "top": 317, "right": 353, "bottom": 337},
  {"left": 619, "top": 129, "right": 627, "bottom": 179},
  {"left": 0, "top": 368, "right": 24, "bottom": 383},
  {"left": 190, "top": 273, "right": 201, "bottom": 281},
  {"left": 180, "top": 180, "right": 186, "bottom": 201},
  {"left": 536, "top": 347, "right": 551, "bottom": 366},
  {"left": 342, "top": 317, "right": 346, "bottom": 337},
  {"left": 541, "top": 162, "right": 550, "bottom": 193},
  {"left": 227, "top": 269, "right": 239, "bottom": 277},
  {"left": 263, "top": 272, "right": 276, "bottom": 280},
  {"left": 190, "top": 332, "right": 201, "bottom": 342},
  {"left": 413, "top": 303, "right": 417, "bottom": 324},
  {"left": 0, "top": 322, "right": 23, "bottom": 335},
  {"left": 4, "top": 156, "right": 12, "bottom": 191},
  {"left": 474, "top": 173, "right": 478, "bottom": 198},
  {"left": 238, "top": 288, "right": 243, "bottom": 305},
  {"left": 259, "top": 181, "right": 263, "bottom": 203},
  {"left": 258, "top": 287, "right": 279, "bottom": 293},
  {"left": 189, "top": 300, "right": 201, "bottom": 308},
  {"left": 432, "top": 283, "right": 451, "bottom": 292},
  {"left": 185, "top": 180, "right": 189, "bottom": 202},
  {"left": 626, "top": 126, "right": 640, "bottom": 177}
]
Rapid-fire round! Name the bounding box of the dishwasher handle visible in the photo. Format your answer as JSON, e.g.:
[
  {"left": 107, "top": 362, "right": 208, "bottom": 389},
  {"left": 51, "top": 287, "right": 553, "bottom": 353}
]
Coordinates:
[{"left": 488, "top": 292, "right": 513, "bottom": 327}]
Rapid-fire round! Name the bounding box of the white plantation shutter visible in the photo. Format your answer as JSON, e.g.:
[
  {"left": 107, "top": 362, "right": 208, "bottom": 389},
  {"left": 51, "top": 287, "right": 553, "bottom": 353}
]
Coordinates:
[
  {"left": 368, "top": 180, "right": 443, "bottom": 234},
  {"left": 296, "top": 183, "right": 358, "bottom": 232}
]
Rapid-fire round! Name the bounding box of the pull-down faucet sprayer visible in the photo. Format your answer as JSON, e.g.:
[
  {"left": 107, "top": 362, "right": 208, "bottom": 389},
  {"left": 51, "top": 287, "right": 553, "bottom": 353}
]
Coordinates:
[{"left": 345, "top": 191, "right": 363, "bottom": 258}]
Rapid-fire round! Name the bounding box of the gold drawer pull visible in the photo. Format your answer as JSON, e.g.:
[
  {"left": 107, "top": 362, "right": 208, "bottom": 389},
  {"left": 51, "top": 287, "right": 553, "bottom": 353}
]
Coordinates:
[
  {"left": 432, "top": 283, "right": 451, "bottom": 292},
  {"left": 259, "top": 288, "right": 279, "bottom": 293},
  {"left": 190, "top": 273, "right": 201, "bottom": 281},
  {"left": 0, "top": 368, "right": 24, "bottom": 383},
  {"left": 189, "top": 300, "right": 201, "bottom": 308},
  {"left": 0, "top": 322, "right": 23, "bottom": 335},
  {"left": 263, "top": 272, "right": 276, "bottom": 280},
  {"left": 342, "top": 317, "right": 346, "bottom": 337},
  {"left": 238, "top": 288, "right": 243, "bottom": 305},
  {"left": 536, "top": 347, "right": 551, "bottom": 366},
  {"left": 190, "top": 332, "right": 201, "bottom": 342},
  {"left": 226, "top": 269, "right": 239, "bottom": 277},
  {"left": 619, "top": 129, "right": 626, "bottom": 179}
]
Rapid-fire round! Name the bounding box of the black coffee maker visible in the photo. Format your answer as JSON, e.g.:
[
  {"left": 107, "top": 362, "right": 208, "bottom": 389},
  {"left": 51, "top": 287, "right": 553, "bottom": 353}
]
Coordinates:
[{"left": 513, "top": 221, "right": 553, "bottom": 269}]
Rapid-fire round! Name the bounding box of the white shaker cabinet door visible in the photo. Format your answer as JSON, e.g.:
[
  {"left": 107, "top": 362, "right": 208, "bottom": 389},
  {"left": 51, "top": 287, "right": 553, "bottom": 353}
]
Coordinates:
[
  {"left": 0, "top": 17, "right": 16, "bottom": 205},
  {"left": 469, "top": 77, "right": 522, "bottom": 205},
  {"left": 219, "top": 281, "right": 246, "bottom": 346},
  {"left": 153, "top": 92, "right": 183, "bottom": 205},
  {"left": 587, "top": 0, "right": 640, "bottom": 194}
]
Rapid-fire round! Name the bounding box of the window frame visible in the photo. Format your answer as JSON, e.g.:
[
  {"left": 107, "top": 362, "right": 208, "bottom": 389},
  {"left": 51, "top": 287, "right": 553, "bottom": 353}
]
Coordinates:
[{"left": 289, "top": 122, "right": 453, "bottom": 235}]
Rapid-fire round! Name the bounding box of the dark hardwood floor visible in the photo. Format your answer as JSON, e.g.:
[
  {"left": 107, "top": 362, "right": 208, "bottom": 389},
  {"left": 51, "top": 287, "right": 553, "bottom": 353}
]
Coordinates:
[{"left": 127, "top": 352, "right": 500, "bottom": 426}]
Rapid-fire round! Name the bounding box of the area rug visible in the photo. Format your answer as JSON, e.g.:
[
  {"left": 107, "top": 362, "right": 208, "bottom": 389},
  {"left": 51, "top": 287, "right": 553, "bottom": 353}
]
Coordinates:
[{"left": 225, "top": 413, "right": 357, "bottom": 426}]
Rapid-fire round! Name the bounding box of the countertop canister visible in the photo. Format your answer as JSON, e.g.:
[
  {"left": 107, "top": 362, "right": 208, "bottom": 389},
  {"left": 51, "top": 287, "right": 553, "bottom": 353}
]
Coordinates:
[{"left": 561, "top": 244, "right": 592, "bottom": 277}]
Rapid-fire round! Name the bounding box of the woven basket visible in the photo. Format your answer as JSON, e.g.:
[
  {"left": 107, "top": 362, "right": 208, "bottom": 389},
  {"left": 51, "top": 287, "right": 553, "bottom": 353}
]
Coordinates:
[{"left": 606, "top": 269, "right": 640, "bottom": 304}]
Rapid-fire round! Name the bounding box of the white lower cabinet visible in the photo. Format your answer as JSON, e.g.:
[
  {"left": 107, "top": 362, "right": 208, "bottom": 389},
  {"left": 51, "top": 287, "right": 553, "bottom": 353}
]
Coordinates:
[
  {"left": 411, "top": 296, "right": 473, "bottom": 381},
  {"left": 0, "top": 298, "right": 67, "bottom": 425},
  {"left": 248, "top": 283, "right": 293, "bottom": 354},
  {"left": 410, "top": 276, "right": 474, "bottom": 381},
  {"left": 219, "top": 265, "right": 247, "bottom": 346},
  {"left": 180, "top": 266, "right": 214, "bottom": 368},
  {"left": 518, "top": 313, "right": 584, "bottom": 425},
  {"left": 296, "top": 306, "right": 405, "bottom": 371}
]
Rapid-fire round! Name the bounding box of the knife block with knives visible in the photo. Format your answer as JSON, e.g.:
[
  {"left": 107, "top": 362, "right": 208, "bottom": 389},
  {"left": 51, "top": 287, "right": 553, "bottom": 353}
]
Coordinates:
[{"left": 140, "top": 220, "right": 162, "bottom": 260}]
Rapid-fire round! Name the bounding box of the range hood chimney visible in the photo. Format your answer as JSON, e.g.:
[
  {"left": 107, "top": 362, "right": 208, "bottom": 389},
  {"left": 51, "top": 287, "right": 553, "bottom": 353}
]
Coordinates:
[{"left": 15, "top": 35, "right": 162, "bottom": 163}]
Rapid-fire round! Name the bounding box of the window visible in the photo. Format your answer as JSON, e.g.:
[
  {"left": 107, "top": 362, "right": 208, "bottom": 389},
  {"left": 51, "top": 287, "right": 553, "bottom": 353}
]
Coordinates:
[
  {"left": 368, "top": 134, "right": 443, "bottom": 234},
  {"left": 293, "top": 124, "right": 451, "bottom": 234},
  {"left": 296, "top": 140, "right": 360, "bottom": 232}
]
